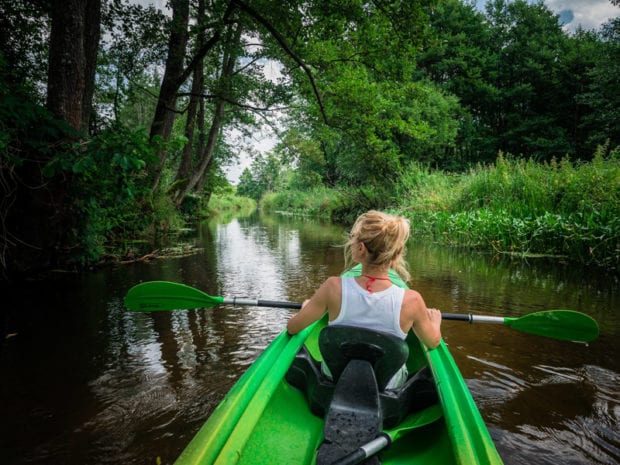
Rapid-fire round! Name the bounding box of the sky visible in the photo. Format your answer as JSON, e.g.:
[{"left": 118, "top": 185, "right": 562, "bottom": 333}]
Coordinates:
[
  {"left": 475, "top": 0, "right": 619, "bottom": 32},
  {"left": 135, "top": 0, "right": 619, "bottom": 183}
]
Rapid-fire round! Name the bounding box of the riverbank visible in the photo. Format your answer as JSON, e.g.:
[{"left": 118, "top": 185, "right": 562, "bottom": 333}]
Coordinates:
[{"left": 258, "top": 152, "right": 619, "bottom": 272}]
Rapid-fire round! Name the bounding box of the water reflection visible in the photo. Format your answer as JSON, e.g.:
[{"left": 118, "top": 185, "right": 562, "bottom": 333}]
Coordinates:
[{"left": 0, "top": 212, "right": 618, "bottom": 465}]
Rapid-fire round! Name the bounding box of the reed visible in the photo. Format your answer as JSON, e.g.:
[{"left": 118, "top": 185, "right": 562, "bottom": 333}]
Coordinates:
[
  {"left": 207, "top": 193, "right": 256, "bottom": 215},
  {"left": 400, "top": 148, "right": 620, "bottom": 271},
  {"left": 261, "top": 187, "right": 345, "bottom": 217}
]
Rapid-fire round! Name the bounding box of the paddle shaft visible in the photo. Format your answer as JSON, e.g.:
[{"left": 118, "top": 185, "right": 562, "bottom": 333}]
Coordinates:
[
  {"left": 226, "top": 300, "right": 501, "bottom": 323},
  {"left": 222, "top": 297, "right": 302, "bottom": 309},
  {"left": 124, "top": 281, "right": 598, "bottom": 342},
  {"left": 223, "top": 299, "right": 501, "bottom": 324},
  {"left": 329, "top": 434, "right": 390, "bottom": 465},
  {"left": 230, "top": 300, "right": 501, "bottom": 323},
  {"left": 220, "top": 300, "right": 514, "bottom": 325}
]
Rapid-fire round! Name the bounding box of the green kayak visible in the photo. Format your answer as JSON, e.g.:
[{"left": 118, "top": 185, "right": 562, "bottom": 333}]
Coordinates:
[{"left": 174, "top": 268, "right": 504, "bottom": 465}]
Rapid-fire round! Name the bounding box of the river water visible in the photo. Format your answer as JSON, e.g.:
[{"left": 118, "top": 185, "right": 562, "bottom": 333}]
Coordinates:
[{"left": 1, "top": 212, "right": 618, "bottom": 465}]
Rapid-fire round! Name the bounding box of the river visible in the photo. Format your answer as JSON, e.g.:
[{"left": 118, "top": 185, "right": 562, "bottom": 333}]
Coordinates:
[{"left": 1, "top": 212, "right": 618, "bottom": 465}]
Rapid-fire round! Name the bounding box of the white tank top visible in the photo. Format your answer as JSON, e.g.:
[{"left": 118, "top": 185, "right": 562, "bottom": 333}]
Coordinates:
[{"left": 330, "top": 277, "right": 407, "bottom": 339}]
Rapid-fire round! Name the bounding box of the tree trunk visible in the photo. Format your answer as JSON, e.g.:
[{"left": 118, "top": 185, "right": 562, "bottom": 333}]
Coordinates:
[
  {"left": 47, "top": 0, "right": 87, "bottom": 130},
  {"left": 182, "top": 98, "right": 225, "bottom": 198},
  {"left": 82, "top": 0, "right": 101, "bottom": 133},
  {"left": 171, "top": 63, "right": 203, "bottom": 202},
  {"left": 47, "top": 0, "right": 100, "bottom": 132},
  {"left": 172, "top": 0, "right": 207, "bottom": 201},
  {"left": 178, "top": 24, "right": 240, "bottom": 200},
  {"left": 149, "top": 0, "right": 190, "bottom": 191}
]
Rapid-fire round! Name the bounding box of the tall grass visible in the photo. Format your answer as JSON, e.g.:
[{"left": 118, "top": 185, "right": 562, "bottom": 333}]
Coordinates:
[
  {"left": 261, "top": 187, "right": 345, "bottom": 218},
  {"left": 248, "top": 148, "right": 619, "bottom": 271},
  {"left": 399, "top": 148, "right": 620, "bottom": 271},
  {"left": 207, "top": 192, "right": 256, "bottom": 215}
]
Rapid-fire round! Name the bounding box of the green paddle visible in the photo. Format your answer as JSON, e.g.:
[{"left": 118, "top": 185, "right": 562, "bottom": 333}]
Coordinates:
[{"left": 124, "top": 281, "right": 599, "bottom": 343}]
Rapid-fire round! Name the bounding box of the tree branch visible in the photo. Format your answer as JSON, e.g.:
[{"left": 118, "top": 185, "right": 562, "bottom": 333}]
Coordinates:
[
  {"left": 174, "top": 0, "right": 238, "bottom": 88},
  {"left": 232, "top": 0, "right": 328, "bottom": 124},
  {"left": 176, "top": 92, "right": 290, "bottom": 113}
]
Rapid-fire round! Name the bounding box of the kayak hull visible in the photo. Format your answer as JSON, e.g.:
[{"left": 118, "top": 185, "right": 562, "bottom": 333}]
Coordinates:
[{"left": 175, "top": 269, "right": 503, "bottom": 465}]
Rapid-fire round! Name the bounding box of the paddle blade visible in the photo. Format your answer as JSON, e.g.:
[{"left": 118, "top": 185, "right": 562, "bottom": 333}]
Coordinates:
[
  {"left": 504, "top": 310, "right": 599, "bottom": 343},
  {"left": 124, "top": 281, "right": 223, "bottom": 311},
  {"left": 386, "top": 404, "right": 443, "bottom": 442}
]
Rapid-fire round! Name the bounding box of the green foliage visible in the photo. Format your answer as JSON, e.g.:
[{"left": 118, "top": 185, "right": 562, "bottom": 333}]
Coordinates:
[
  {"left": 260, "top": 187, "right": 345, "bottom": 218},
  {"left": 46, "top": 125, "right": 179, "bottom": 263},
  {"left": 236, "top": 152, "right": 290, "bottom": 201},
  {"left": 207, "top": 191, "right": 256, "bottom": 216},
  {"left": 398, "top": 150, "right": 620, "bottom": 271},
  {"left": 576, "top": 18, "right": 620, "bottom": 149},
  {"left": 95, "top": 0, "right": 168, "bottom": 128},
  {"left": 0, "top": 0, "right": 50, "bottom": 98},
  {"left": 0, "top": 54, "right": 77, "bottom": 165}
]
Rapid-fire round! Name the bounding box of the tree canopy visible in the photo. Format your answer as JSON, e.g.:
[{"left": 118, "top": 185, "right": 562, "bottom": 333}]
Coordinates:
[{"left": 1, "top": 0, "right": 618, "bottom": 277}]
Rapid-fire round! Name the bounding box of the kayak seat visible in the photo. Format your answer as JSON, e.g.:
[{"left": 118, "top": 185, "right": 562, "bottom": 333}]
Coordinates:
[
  {"left": 318, "top": 326, "right": 399, "bottom": 465},
  {"left": 285, "top": 326, "right": 438, "bottom": 429},
  {"left": 319, "top": 325, "right": 409, "bottom": 391}
]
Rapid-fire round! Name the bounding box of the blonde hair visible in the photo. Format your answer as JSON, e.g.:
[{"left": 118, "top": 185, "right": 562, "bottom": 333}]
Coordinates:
[{"left": 344, "top": 210, "right": 411, "bottom": 282}]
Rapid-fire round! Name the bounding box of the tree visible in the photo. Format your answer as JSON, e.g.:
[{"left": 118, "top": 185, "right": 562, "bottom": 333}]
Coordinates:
[
  {"left": 1, "top": 0, "right": 103, "bottom": 276},
  {"left": 149, "top": 0, "right": 191, "bottom": 190},
  {"left": 175, "top": 22, "right": 242, "bottom": 201},
  {"left": 559, "top": 27, "right": 602, "bottom": 156},
  {"left": 0, "top": 0, "right": 50, "bottom": 97},
  {"left": 236, "top": 168, "right": 261, "bottom": 200},
  {"left": 47, "top": 0, "right": 101, "bottom": 131},
  {"left": 273, "top": 1, "right": 462, "bottom": 187},
  {"left": 417, "top": 0, "right": 495, "bottom": 165},
  {"left": 577, "top": 18, "right": 620, "bottom": 149},
  {"left": 96, "top": 0, "right": 168, "bottom": 129}
]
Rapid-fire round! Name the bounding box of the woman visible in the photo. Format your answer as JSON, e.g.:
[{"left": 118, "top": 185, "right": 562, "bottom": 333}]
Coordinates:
[{"left": 287, "top": 210, "right": 442, "bottom": 388}]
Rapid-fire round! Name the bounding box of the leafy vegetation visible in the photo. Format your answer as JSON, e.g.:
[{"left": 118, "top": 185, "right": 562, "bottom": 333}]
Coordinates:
[
  {"left": 1, "top": 0, "right": 619, "bottom": 276},
  {"left": 259, "top": 150, "right": 620, "bottom": 271},
  {"left": 207, "top": 186, "right": 257, "bottom": 216}
]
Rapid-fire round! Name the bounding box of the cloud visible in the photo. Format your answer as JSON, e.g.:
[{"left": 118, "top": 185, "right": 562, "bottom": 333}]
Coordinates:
[
  {"left": 475, "top": 0, "right": 619, "bottom": 31},
  {"left": 545, "top": 0, "right": 619, "bottom": 31}
]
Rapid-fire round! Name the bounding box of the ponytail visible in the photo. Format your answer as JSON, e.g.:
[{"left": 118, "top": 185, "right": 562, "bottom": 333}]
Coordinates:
[{"left": 344, "top": 210, "right": 411, "bottom": 282}]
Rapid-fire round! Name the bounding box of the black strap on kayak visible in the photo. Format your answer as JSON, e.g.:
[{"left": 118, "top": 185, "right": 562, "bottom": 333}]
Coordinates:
[{"left": 317, "top": 359, "right": 382, "bottom": 465}]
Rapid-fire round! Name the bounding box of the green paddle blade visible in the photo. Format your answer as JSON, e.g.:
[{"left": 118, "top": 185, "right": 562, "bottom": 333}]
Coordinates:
[
  {"left": 124, "top": 281, "right": 223, "bottom": 311},
  {"left": 504, "top": 310, "right": 599, "bottom": 343},
  {"left": 386, "top": 404, "right": 443, "bottom": 442}
]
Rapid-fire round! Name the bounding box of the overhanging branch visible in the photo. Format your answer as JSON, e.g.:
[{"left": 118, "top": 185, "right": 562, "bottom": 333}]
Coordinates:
[{"left": 233, "top": 0, "right": 328, "bottom": 124}]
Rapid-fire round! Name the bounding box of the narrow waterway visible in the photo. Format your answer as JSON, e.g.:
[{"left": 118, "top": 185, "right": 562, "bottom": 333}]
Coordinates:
[{"left": 1, "top": 212, "right": 618, "bottom": 465}]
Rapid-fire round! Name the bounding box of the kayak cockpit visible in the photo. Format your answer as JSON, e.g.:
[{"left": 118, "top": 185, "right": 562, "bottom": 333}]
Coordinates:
[{"left": 286, "top": 325, "right": 440, "bottom": 464}]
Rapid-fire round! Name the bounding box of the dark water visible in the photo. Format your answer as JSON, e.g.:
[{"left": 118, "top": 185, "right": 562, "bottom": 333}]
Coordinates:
[{"left": 1, "top": 212, "right": 618, "bottom": 465}]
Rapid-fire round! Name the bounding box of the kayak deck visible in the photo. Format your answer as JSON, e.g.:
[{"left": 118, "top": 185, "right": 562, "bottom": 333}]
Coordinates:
[{"left": 175, "top": 269, "right": 503, "bottom": 465}]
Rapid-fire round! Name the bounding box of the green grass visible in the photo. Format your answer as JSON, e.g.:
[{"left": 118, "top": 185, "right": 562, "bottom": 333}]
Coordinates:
[
  {"left": 398, "top": 149, "right": 620, "bottom": 271},
  {"left": 248, "top": 147, "right": 619, "bottom": 271},
  {"left": 260, "top": 187, "right": 346, "bottom": 218},
  {"left": 206, "top": 193, "right": 256, "bottom": 215}
]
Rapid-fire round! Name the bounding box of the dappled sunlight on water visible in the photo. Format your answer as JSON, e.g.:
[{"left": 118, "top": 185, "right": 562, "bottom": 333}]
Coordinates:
[{"left": 1, "top": 212, "right": 618, "bottom": 465}]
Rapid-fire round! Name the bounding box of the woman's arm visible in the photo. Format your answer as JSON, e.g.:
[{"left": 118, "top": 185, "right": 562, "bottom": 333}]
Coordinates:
[
  {"left": 402, "top": 290, "right": 442, "bottom": 349},
  {"left": 287, "top": 277, "right": 340, "bottom": 335}
]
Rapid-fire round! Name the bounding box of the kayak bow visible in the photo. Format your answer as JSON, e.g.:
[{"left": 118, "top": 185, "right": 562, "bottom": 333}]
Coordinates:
[{"left": 173, "top": 268, "right": 503, "bottom": 465}]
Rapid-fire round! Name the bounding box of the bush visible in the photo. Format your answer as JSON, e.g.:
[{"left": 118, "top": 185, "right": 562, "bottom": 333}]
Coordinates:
[
  {"left": 260, "top": 187, "right": 345, "bottom": 218},
  {"left": 398, "top": 149, "right": 619, "bottom": 271}
]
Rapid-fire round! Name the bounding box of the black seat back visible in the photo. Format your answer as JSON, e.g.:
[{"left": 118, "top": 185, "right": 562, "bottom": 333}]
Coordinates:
[{"left": 319, "top": 325, "right": 409, "bottom": 391}]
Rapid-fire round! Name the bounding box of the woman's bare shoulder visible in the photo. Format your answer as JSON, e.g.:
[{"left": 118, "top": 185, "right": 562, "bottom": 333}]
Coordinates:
[
  {"left": 403, "top": 288, "right": 423, "bottom": 303},
  {"left": 323, "top": 275, "right": 341, "bottom": 287}
]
